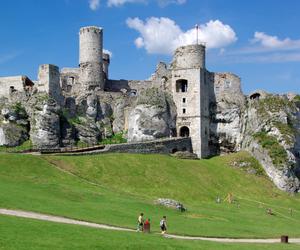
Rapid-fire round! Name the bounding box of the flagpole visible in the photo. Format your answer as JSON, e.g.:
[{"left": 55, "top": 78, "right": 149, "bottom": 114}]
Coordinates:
[{"left": 195, "top": 24, "right": 199, "bottom": 45}]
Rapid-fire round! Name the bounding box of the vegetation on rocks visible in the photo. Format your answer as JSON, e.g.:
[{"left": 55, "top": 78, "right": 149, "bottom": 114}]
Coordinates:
[
  {"left": 253, "top": 131, "right": 288, "bottom": 167},
  {"left": 273, "top": 121, "right": 296, "bottom": 146},
  {"left": 253, "top": 95, "right": 295, "bottom": 120},
  {"left": 100, "top": 131, "right": 127, "bottom": 144},
  {"left": 0, "top": 140, "right": 32, "bottom": 152}
]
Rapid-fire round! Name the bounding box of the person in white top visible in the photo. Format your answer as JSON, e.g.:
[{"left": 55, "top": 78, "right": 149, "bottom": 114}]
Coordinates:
[{"left": 137, "top": 212, "right": 144, "bottom": 232}]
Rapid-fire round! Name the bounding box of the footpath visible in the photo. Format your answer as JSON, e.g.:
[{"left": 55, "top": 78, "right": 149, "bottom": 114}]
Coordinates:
[{"left": 1, "top": 208, "right": 300, "bottom": 244}]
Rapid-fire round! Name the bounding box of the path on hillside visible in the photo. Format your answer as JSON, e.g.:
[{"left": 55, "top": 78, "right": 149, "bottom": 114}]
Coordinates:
[{"left": 1, "top": 208, "right": 300, "bottom": 244}]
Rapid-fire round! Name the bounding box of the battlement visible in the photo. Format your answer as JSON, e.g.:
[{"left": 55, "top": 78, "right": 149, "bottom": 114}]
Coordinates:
[{"left": 79, "top": 26, "right": 102, "bottom": 34}]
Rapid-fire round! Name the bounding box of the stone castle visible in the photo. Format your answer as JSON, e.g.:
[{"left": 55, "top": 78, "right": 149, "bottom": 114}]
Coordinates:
[
  {"left": 0, "top": 26, "right": 241, "bottom": 158},
  {"left": 0, "top": 26, "right": 300, "bottom": 192}
]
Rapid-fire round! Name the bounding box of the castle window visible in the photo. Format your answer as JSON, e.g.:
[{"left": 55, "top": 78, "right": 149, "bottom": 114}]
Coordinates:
[
  {"left": 179, "top": 126, "right": 190, "bottom": 137},
  {"left": 176, "top": 79, "right": 188, "bottom": 92},
  {"left": 68, "top": 77, "right": 75, "bottom": 85},
  {"left": 225, "top": 80, "right": 231, "bottom": 88},
  {"left": 183, "top": 108, "right": 186, "bottom": 114},
  {"left": 182, "top": 98, "right": 186, "bottom": 103}
]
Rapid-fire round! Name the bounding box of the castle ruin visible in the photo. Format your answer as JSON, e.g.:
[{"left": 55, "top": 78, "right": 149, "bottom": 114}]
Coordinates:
[{"left": 0, "top": 26, "right": 247, "bottom": 158}]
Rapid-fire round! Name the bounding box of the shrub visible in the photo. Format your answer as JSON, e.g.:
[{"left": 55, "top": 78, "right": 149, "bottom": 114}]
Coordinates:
[
  {"left": 100, "top": 131, "right": 127, "bottom": 145},
  {"left": 253, "top": 131, "right": 288, "bottom": 167}
]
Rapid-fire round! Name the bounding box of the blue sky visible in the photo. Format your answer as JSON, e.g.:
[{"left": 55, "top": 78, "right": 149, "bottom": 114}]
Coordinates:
[{"left": 0, "top": 0, "right": 299, "bottom": 94}]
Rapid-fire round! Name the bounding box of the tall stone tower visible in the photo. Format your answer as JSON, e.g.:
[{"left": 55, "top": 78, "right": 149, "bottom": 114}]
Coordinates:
[
  {"left": 171, "top": 44, "right": 210, "bottom": 158},
  {"left": 79, "top": 26, "right": 104, "bottom": 90}
]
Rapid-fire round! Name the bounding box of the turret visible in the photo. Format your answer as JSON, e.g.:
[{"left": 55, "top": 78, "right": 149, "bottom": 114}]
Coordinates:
[
  {"left": 172, "top": 44, "right": 205, "bottom": 69},
  {"left": 79, "top": 26, "right": 104, "bottom": 90}
]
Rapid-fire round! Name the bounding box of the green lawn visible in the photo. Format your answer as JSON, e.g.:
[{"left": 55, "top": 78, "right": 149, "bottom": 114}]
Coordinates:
[
  {"left": 0, "top": 152, "right": 300, "bottom": 240},
  {"left": 1, "top": 215, "right": 299, "bottom": 250}
]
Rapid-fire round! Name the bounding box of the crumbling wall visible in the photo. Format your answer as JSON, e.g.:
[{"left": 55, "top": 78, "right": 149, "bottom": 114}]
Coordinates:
[
  {"left": 0, "top": 76, "right": 25, "bottom": 97},
  {"left": 38, "top": 64, "right": 63, "bottom": 105}
]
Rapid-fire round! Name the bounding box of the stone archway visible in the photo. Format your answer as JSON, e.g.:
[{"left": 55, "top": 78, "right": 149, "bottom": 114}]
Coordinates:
[{"left": 179, "top": 126, "right": 190, "bottom": 137}]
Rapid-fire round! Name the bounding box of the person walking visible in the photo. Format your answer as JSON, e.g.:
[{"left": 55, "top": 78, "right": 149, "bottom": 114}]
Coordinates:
[
  {"left": 143, "top": 218, "right": 151, "bottom": 233},
  {"left": 137, "top": 213, "right": 144, "bottom": 232},
  {"left": 160, "top": 216, "right": 167, "bottom": 234}
]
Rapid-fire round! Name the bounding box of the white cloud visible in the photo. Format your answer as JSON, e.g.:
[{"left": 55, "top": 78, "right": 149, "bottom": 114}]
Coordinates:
[
  {"left": 157, "top": 0, "right": 186, "bottom": 7},
  {"left": 107, "top": 0, "right": 186, "bottom": 7},
  {"left": 0, "top": 52, "right": 21, "bottom": 64},
  {"left": 126, "top": 17, "right": 237, "bottom": 54},
  {"left": 107, "top": 0, "right": 146, "bottom": 7},
  {"left": 103, "top": 49, "right": 113, "bottom": 57},
  {"left": 89, "top": 0, "right": 100, "bottom": 10},
  {"left": 252, "top": 32, "right": 300, "bottom": 50},
  {"left": 218, "top": 32, "right": 300, "bottom": 64}
]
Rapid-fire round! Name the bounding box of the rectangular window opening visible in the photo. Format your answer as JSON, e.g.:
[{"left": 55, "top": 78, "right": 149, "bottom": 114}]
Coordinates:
[
  {"left": 183, "top": 108, "right": 186, "bottom": 114},
  {"left": 182, "top": 98, "right": 186, "bottom": 103}
]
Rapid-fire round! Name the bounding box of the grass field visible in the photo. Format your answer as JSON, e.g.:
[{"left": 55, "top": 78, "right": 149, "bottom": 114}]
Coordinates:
[
  {"left": 1, "top": 151, "right": 300, "bottom": 249},
  {"left": 1, "top": 215, "right": 299, "bottom": 250}
]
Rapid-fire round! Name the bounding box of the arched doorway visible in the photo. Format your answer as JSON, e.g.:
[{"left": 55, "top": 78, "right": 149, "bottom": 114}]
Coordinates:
[{"left": 179, "top": 126, "right": 190, "bottom": 137}]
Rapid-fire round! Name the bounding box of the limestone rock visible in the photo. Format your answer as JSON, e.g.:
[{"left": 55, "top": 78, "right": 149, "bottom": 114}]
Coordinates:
[
  {"left": 171, "top": 151, "right": 198, "bottom": 160},
  {"left": 0, "top": 123, "right": 28, "bottom": 147},
  {"left": 155, "top": 198, "right": 186, "bottom": 211},
  {"left": 74, "top": 118, "right": 100, "bottom": 145},
  {"left": 29, "top": 97, "right": 60, "bottom": 148},
  {"left": 0, "top": 102, "right": 29, "bottom": 146},
  {"left": 127, "top": 88, "right": 176, "bottom": 142}
]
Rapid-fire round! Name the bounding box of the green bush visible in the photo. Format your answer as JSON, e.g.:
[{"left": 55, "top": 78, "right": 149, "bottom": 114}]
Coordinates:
[
  {"left": 100, "top": 131, "right": 127, "bottom": 145},
  {"left": 0, "top": 140, "right": 32, "bottom": 153},
  {"left": 253, "top": 131, "right": 288, "bottom": 167}
]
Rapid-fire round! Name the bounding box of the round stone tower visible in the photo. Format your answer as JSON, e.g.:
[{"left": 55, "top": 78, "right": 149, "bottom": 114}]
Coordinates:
[
  {"left": 79, "top": 26, "right": 104, "bottom": 90},
  {"left": 172, "top": 44, "right": 205, "bottom": 69}
]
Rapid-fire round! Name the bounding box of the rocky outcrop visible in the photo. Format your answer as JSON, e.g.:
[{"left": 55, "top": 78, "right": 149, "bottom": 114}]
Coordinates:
[
  {"left": 209, "top": 73, "right": 245, "bottom": 154},
  {"left": 0, "top": 101, "right": 29, "bottom": 146},
  {"left": 127, "top": 88, "right": 176, "bottom": 142},
  {"left": 246, "top": 140, "right": 299, "bottom": 192},
  {"left": 155, "top": 198, "right": 186, "bottom": 212},
  {"left": 28, "top": 95, "right": 61, "bottom": 148}
]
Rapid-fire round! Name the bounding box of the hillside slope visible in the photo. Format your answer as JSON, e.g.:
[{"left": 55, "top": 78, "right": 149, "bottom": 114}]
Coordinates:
[{"left": 1, "top": 152, "right": 300, "bottom": 238}]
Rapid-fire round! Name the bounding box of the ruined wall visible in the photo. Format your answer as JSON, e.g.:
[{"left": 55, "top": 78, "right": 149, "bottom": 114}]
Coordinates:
[
  {"left": 0, "top": 76, "right": 25, "bottom": 97},
  {"left": 38, "top": 64, "right": 63, "bottom": 105},
  {"left": 60, "top": 68, "right": 80, "bottom": 94},
  {"left": 103, "top": 53, "right": 110, "bottom": 80},
  {"left": 57, "top": 137, "right": 192, "bottom": 156},
  {"left": 79, "top": 26, "right": 104, "bottom": 90}
]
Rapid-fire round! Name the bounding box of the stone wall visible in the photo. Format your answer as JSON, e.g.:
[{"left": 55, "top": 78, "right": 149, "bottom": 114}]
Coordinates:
[
  {"left": 56, "top": 137, "right": 192, "bottom": 156},
  {"left": 38, "top": 64, "right": 63, "bottom": 105},
  {"left": 0, "top": 76, "right": 25, "bottom": 97},
  {"left": 60, "top": 68, "right": 80, "bottom": 94}
]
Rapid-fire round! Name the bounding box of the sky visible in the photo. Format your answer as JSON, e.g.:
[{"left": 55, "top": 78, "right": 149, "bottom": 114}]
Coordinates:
[{"left": 0, "top": 0, "right": 299, "bottom": 94}]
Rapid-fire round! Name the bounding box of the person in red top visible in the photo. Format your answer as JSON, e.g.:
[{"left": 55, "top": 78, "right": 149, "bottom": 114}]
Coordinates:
[{"left": 144, "top": 218, "right": 150, "bottom": 233}]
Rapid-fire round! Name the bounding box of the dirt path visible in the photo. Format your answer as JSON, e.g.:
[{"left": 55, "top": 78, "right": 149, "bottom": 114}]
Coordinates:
[{"left": 1, "top": 208, "right": 300, "bottom": 244}]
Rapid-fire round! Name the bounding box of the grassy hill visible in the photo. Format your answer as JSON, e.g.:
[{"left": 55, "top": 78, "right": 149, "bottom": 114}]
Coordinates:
[
  {"left": 1, "top": 151, "right": 300, "bottom": 249},
  {"left": 1, "top": 215, "right": 300, "bottom": 250}
]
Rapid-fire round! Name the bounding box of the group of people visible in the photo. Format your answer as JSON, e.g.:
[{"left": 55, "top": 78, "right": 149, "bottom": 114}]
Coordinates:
[{"left": 137, "top": 213, "right": 167, "bottom": 234}]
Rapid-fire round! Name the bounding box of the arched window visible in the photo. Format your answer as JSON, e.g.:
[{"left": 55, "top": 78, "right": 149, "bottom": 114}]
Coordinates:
[
  {"left": 176, "top": 79, "right": 188, "bottom": 92},
  {"left": 179, "top": 126, "right": 190, "bottom": 137}
]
